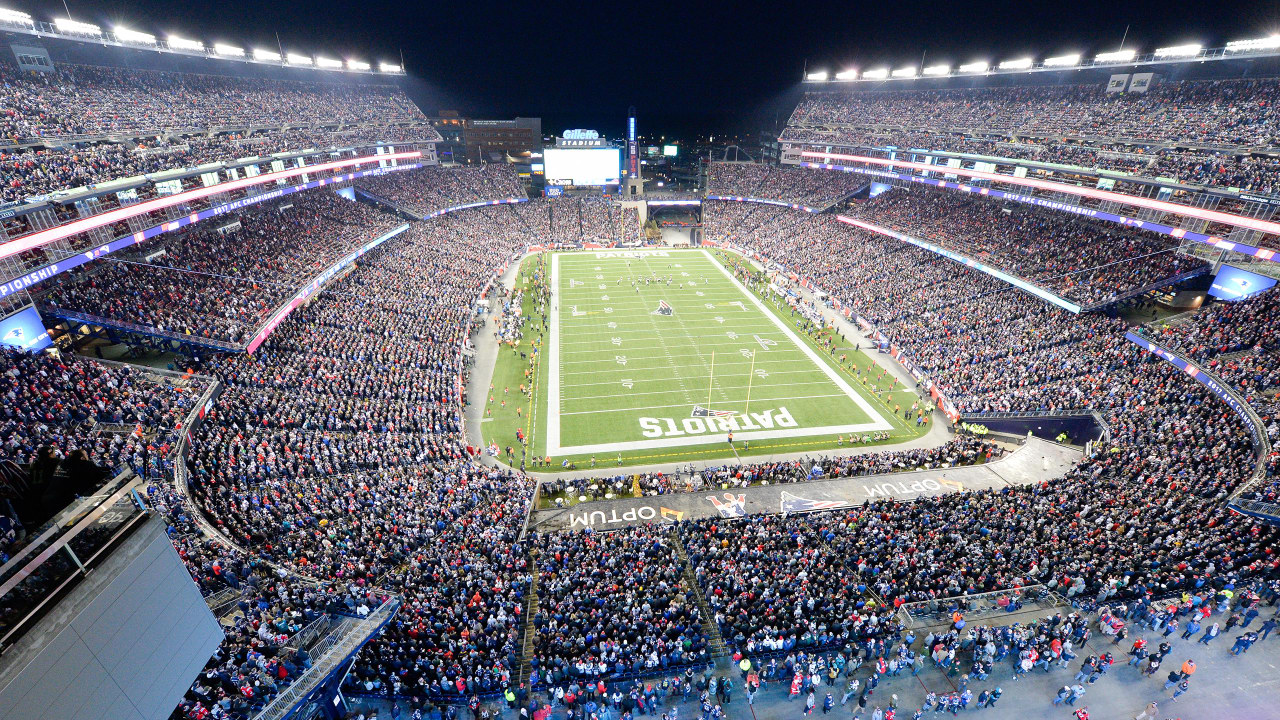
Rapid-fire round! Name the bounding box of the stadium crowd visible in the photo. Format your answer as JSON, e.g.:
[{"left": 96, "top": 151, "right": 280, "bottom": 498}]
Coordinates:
[
  {"left": 0, "top": 150, "right": 1275, "bottom": 720},
  {"left": 2, "top": 124, "right": 439, "bottom": 205},
  {"left": 706, "top": 162, "right": 864, "bottom": 207},
  {"left": 779, "top": 125, "right": 1280, "bottom": 195},
  {"left": 0, "top": 60, "right": 425, "bottom": 142},
  {"left": 356, "top": 165, "right": 525, "bottom": 217},
  {"left": 788, "top": 78, "right": 1280, "bottom": 147},
  {"left": 537, "top": 437, "right": 1002, "bottom": 502},
  {"left": 528, "top": 527, "right": 711, "bottom": 687},
  {"left": 39, "top": 191, "right": 403, "bottom": 345},
  {"left": 846, "top": 187, "right": 1207, "bottom": 306}
]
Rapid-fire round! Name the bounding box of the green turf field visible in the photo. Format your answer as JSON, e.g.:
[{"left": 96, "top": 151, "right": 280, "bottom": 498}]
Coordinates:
[{"left": 478, "top": 247, "right": 932, "bottom": 470}]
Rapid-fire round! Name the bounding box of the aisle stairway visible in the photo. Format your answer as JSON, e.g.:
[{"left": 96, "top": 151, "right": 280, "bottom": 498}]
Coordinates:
[
  {"left": 672, "top": 529, "right": 729, "bottom": 660},
  {"left": 516, "top": 561, "right": 541, "bottom": 686}
]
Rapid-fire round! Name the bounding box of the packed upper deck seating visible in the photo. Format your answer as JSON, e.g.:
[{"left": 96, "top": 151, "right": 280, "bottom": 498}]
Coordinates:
[
  {"left": 781, "top": 77, "right": 1280, "bottom": 192},
  {"left": 355, "top": 165, "right": 525, "bottom": 216},
  {"left": 0, "top": 59, "right": 425, "bottom": 142},
  {"left": 706, "top": 161, "right": 864, "bottom": 206},
  {"left": 1, "top": 124, "right": 439, "bottom": 205},
  {"left": 37, "top": 190, "right": 402, "bottom": 345},
  {"left": 846, "top": 187, "right": 1208, "bottom": 305}
]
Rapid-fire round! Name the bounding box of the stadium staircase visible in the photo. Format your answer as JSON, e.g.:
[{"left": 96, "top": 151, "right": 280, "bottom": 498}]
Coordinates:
[
  {"left": 515, "top": 562, "right": 541, "bottom": 687},
  {"left": 252, "top": 599, "right": 401, "bottom": 720},
  {"left": 672, "top": 530, "right": 729, "bottom": 660}
]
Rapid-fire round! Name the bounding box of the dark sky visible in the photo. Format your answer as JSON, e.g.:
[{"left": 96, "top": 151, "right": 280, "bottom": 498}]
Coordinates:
[{"left": 11, "top": 0, "right": 1280, "bottom": 138}]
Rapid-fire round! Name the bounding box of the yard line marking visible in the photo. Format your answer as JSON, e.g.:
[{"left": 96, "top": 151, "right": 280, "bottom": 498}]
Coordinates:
[
  {"left": 559, "top": 367, "right": 822, "bottom": 387},
  {"left": 560, "top": 393, "right": 849, "bottom": 416},
  {"left": 562, "top": 379, "right": 836, "bottom": 401}
]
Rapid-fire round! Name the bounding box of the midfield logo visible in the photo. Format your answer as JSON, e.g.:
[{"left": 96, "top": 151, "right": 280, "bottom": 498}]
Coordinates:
[{"left": 652, "top": 300, "right": 673, "bottom": 316}]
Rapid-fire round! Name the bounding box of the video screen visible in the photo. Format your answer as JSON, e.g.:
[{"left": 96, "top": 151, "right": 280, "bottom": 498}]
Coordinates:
[
  {"left": 544, "top": 148, "right": 621, "bottom": 186},
  {"left": 0, "top": 305, "right": 52, "bottom": 353}
]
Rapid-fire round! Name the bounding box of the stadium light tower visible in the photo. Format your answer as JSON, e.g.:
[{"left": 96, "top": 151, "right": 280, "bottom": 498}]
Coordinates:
[
  {"left": 0, "top": 7, "right": 34, "bottom": 27},
  {"left": 1226, "top": 35, "right": 1280, "bottom": 51},
  {"left": 1043, "top": 54, "right": 1080, "bottom": 67},
  {"left": 167, "top": 35, "right": 204, "bottom": 51},
  {"left": 1095, "top": 48, "right": 1136, "bottom": 63},
  {"left": 1154, "top": 43, "right": 1202, "bottom": 57},
  {"left": 114, "top": 26, "right": 156, "bottom": 45}
]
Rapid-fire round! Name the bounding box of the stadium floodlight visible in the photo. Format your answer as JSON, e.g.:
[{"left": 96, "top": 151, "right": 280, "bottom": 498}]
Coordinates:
[
  {"left": 891, "top": 66, "right": 918, "bottom": 78},
  {"left": 253, "top": 48, "right": 282, "bottom": 62},
  {"left": 287, "top": 52, "right": 313, "bottom": 66},
  {"left": 922, "top": 64, "right": 950, "bottom": 76},
  {"left": 958, "top": 61, "right": 988, "bottom": 73},
  {"left": 316, "top": 56, "right": 343, "bottom": 69},
  {"left": 861, "top": 68, "right": 889, "bottom": 79},
  {"left": 1226, "top": 35, "right": 1280, "bottom": 52},
  {"left": 167, "top": 35, "right": 204, "bottom": 51},
  {"left": 379, "top": 62, "right": 402, "bottom": 73},
  {"left": 114, "top": 27, "right": 156, "bottom": 45},
  {"left": 998, "top": 57, "right": 1033, "bottom": 70},
  {"left": 1154, "top": 43, "right": 1201, "bottom": 58},
  {"left": 806, "top": 70, "right": 828, "bottom": 81},
  {"left": 834, "top": 68, "right": 858, "bottom": 80},
  {"left": 347, "top": 59, "right": 371, "bottom": 71},
  {"left": 1043, "top": 54, "right": 1080, "bottom": 67},
  {"left": 1094, "top": 49, "right": 1136, "bottom": 63},
  {"left": 214, "top": 43, "right": 245, "bottom": 57},
  {"left": 54, "top": 17, "right": 102, "bottom": 36},
  {"left": 0, "top": 8, "right": 35, "bottom": 26}
]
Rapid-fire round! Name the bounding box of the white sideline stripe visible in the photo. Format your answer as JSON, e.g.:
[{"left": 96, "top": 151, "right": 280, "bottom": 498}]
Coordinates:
[
  {"left": 702, "top": 247, "right": 889, "bottom": 424},
  {"left": 563, "top": 379, "right": 836, "bottom": 401},
  {"left": 555, "top": 422, "right": 894, "bottom": 456},
  {"left": 560, "top": 393, "right": 849, "bottom": 416}
]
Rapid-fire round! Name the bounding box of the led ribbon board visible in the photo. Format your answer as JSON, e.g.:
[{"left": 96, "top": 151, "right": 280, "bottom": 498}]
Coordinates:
[
  {"left": 801, "top": 150, "right": 1280, "bottom": 259},
  {"left": 0, "top": 151, "right": 423, "bottom": 262}
]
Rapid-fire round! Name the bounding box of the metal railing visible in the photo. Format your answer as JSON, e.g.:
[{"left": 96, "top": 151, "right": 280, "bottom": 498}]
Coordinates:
[
  {"left": 41, "top": 308, "right": 246, "bottom": 352},
  {"left": 896, "top": 584, "right": 1065, "bottom": 629},
  {"left": 253, "top": 598, "right": 401, "bottom": 720},
  {"left": 0, "top": 469, "right": 149, "bottom": 653}
]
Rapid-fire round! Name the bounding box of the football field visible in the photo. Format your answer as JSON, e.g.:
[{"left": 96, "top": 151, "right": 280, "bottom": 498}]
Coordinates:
[{"left": 545, "top": 248, "right": 897, "bottom": 457}]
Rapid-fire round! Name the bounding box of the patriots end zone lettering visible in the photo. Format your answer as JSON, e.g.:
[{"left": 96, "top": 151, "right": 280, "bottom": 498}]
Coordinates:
[{"left": 639, "top": 407, "right": 798, "bottom": 437}]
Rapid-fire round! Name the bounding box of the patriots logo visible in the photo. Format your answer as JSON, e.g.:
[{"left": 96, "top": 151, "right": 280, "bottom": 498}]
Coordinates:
[
  {"left": 779, "top": 491, "right": 849, "bottom": 514},
  {"left": 652, "top": 300, "right": 673, "bottom": 316},
  {"left": 3, "top": 327, "right": 24, "bottom": 343},
  {"left": 691, "top": 405, "right": 737, "bottom": 417}
]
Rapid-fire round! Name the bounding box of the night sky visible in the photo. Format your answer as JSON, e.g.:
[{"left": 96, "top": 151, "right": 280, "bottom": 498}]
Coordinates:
[{"left": 9, "top": 0, "right": 1280, "bottom": 138}]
